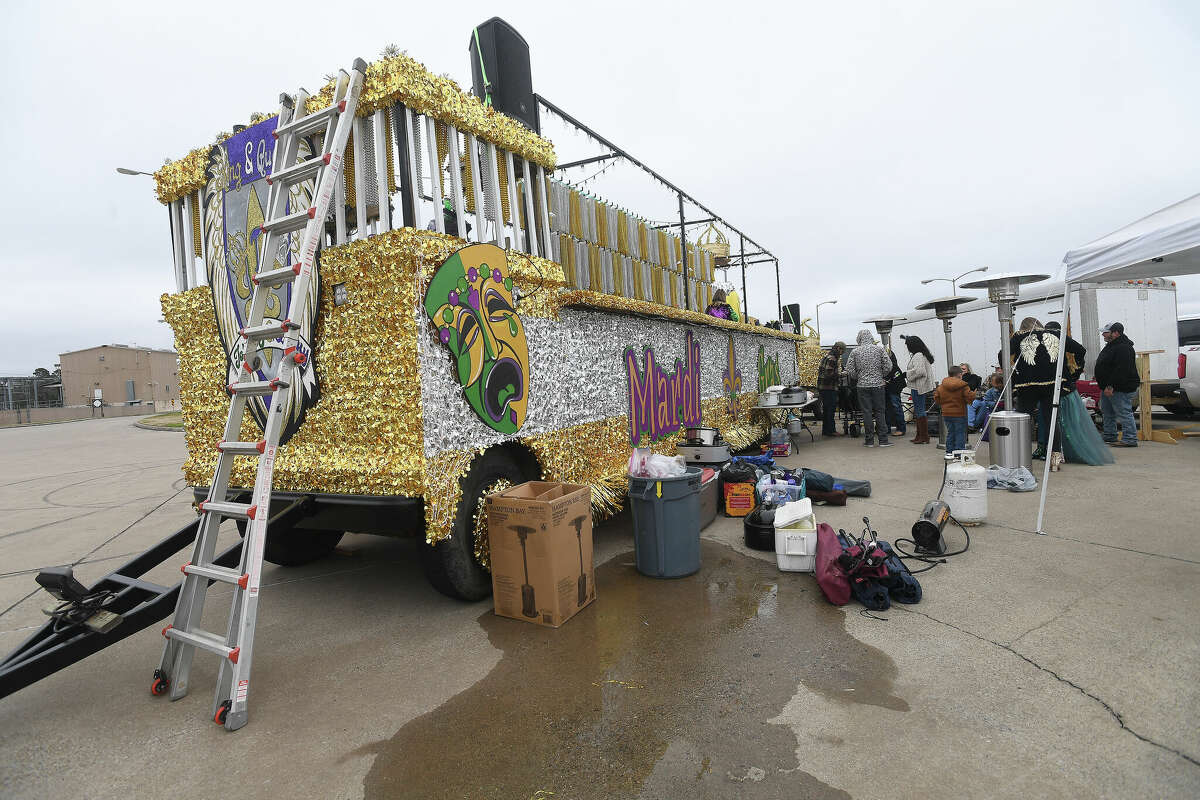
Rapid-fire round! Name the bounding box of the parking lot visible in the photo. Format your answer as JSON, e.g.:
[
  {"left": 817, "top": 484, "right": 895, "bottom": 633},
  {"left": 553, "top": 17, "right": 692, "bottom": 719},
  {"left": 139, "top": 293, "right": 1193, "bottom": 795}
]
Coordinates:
[{"left": 1, "top": 416, "right": 1198, "bottom": 799}]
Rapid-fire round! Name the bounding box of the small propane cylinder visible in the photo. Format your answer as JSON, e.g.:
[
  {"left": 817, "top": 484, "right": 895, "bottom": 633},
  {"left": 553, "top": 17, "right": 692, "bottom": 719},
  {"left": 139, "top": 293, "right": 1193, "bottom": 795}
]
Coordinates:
[{"left": 943, "top": 450, "right": 987, "bottom": 524}]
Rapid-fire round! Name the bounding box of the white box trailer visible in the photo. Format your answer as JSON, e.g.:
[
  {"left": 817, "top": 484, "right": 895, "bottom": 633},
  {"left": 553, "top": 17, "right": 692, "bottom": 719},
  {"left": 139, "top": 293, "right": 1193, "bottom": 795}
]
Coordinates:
[{"left": 890, "top": 278, "right": 1181, "bottom": 402}]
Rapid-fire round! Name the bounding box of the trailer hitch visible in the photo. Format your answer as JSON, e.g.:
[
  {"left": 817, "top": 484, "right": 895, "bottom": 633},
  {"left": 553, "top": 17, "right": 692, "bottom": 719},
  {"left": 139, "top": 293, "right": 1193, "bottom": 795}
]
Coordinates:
[{"left": 0, "top": 495, "right": 313, "bottom": 699}]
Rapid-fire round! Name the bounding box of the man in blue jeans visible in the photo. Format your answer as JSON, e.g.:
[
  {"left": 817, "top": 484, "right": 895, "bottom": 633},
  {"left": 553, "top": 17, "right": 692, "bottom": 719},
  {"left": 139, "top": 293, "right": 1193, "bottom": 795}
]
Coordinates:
[
  {"left": 846, "top": 330, "right": 892, "bottom": 447},
  {"left": 817, "top": 342, "right": 846, "bottom": 437},
  {"left": 1094, "top": 322, "right": 1140, "bottom": 446}
]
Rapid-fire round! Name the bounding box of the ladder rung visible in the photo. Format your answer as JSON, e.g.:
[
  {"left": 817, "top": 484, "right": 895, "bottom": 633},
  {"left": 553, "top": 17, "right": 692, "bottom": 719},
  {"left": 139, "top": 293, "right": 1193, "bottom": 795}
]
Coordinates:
[
  {"left": 162, "top": 625, "right": 241, "bottom": 662},
  {"left": 217, "top": 439, "right": 266, "bottom": 455},
  {"left": 198, "top": 500, "right": 258, "bottom": 520},
  {"left": 267, "top": 153, "right": 331, "bottom": 187},
  {"left": 272, "top": 101, "right": 344, "bottom": 140},
  {"left": 240, "top": 319, "right": 299, "bottom": 341},
  {"left": 181, "top": 562, "right": 249, "bottom": 588},
  {"left": 260, "top": 207, "right": 314, "bottom": 237},
  {"left": 227, "top": 378, "right": 288, "bottom": 396},
  {"left": 252, "top": 264, "right": 299, "bottom": 288}
]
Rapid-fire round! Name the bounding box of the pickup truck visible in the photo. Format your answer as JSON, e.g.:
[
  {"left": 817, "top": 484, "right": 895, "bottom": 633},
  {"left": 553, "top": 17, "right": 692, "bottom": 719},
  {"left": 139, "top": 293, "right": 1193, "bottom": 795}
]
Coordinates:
[{"left": 1176, "top": 315, "right": 1200, "bottom": 415}]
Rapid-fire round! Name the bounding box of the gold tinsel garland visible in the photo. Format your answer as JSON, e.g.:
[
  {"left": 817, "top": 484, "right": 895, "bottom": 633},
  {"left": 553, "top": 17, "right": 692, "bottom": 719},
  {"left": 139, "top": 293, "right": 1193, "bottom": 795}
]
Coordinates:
[
  {"left": 165, "top": 227, "right": 817, "bottom": 547},
  {"left": 558, "top": 290, "right": 817, "bottom": 344},
  {"left": 525, "top": 392, "right": 767, "bottom": 522},
  {"left": 472, "top": 478, "right": 514, "bottom": 572},
  {"left": 154, "top": 53, "right": 556, "bottom": 205},
  {"left": 164, "top": 228, "right": 567, "bottom": 544}
]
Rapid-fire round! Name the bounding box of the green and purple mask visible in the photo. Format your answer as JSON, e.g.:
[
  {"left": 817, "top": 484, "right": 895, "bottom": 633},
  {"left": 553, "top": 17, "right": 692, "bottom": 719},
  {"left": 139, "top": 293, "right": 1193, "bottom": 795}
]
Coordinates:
[{"left": 424, "top": 244, "right": 529, "bottom": 434}]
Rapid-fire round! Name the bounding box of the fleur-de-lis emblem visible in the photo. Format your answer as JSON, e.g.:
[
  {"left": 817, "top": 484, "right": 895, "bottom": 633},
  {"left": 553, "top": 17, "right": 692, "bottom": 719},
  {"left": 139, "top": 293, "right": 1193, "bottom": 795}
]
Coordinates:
[{"left": 722, "top": 335, "right": 743, "bottom": 420}]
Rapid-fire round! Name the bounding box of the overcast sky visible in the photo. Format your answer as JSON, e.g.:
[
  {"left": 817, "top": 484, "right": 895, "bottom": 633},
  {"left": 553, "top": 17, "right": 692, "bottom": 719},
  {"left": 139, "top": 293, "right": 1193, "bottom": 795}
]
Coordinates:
[{"left": 3, "top": 0, "right": 1199, "bottom": 374}]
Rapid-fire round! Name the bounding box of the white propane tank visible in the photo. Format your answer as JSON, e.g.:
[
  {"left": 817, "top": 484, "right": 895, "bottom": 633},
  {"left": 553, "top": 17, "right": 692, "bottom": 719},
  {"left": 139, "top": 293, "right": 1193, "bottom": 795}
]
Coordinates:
[{"left": 944, "top": 450, "right": 987, "bottom": 524}]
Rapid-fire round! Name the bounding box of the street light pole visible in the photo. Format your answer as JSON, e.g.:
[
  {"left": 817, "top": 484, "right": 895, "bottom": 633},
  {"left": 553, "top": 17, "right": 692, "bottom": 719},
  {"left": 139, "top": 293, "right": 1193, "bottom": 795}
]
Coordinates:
[
  {"left": 921, "top": 266, "right": 989, "bottom": 296},
  {"left": 815, "top": 300, "right": 837, "bottom": 344}
]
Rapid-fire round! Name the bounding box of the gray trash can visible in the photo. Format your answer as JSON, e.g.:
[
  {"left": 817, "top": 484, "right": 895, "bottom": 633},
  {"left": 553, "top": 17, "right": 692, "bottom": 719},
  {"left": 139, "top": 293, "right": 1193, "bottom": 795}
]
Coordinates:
[{"left": 629, "top": 467, "right": 702, "bottom": 578}]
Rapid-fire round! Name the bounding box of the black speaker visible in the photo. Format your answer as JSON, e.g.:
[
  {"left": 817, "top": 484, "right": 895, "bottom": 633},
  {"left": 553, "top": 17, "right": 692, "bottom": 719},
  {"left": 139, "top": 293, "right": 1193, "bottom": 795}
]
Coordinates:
[
  {"left": 783, "top": 304, "right": 802, "bottom": 327},
  {"left": 468, "top": 17, "right": 540, "bottom": 133}
]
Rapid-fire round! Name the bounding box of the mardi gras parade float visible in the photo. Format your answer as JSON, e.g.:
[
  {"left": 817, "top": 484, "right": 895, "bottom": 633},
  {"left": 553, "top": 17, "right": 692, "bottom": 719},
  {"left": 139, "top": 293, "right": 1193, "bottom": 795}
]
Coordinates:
[
  {"left": 1, "top": 20, "right": 818, "bottom": 726},
  {"left": 153, "top": 30, "right": 819, "bottom": 601}
]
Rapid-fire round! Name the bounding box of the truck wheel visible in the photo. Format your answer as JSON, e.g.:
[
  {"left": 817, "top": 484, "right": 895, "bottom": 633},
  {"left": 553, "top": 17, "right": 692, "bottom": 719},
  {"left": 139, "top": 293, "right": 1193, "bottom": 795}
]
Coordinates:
[
  {"left": 422, "top": 449, "right": 529, "bottom": 601},
  {"left": 1169, "top": 402, "right": 1194, "bottom": 418},
  {"left": 236, "top": 521, "right": 344, "bottom": 567}
]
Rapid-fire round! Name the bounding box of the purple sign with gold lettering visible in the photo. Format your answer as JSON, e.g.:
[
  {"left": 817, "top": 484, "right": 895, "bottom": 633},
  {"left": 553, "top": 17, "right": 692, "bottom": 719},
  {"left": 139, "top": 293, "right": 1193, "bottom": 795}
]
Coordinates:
[
  {"left": 202, "top": 116, "right": 319, "bottom": 445},
  {"left": 624, "top": 331, "right": 702, "bottom": 446}
]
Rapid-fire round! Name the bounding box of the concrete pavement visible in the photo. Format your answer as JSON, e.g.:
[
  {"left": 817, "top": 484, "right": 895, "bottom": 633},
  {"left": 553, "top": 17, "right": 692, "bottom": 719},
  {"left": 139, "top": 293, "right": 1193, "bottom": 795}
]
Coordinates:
[{"left": 1, "top": 417, "right": 1197, "bottom": 798}]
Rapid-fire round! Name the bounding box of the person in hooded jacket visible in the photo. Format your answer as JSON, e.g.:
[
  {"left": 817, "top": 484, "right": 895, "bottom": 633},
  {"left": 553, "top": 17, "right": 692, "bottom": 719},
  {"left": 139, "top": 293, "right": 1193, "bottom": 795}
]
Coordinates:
[
  {"left": 846, "top": 329, "right": 892, "bottom": 447},
  {"left": 903, "top": 336, "right": 936, "bottom": 444},
  {"left": 1094, "top": 321, "right": 1140, "bottom": 447}
]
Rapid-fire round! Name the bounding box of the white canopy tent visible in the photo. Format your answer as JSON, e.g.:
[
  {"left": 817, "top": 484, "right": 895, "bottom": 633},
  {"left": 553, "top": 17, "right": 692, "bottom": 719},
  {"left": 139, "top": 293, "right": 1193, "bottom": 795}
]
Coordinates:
[{"left": 1035, "top": 192, "right": 1200, "bottom": 533}]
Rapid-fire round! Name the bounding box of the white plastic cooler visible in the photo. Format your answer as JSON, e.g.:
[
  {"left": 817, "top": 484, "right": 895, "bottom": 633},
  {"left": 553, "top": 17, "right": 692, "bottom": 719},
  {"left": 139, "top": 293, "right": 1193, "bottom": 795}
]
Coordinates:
[{"left": 773, "top": 498, "right": 817, "bottom": 572}]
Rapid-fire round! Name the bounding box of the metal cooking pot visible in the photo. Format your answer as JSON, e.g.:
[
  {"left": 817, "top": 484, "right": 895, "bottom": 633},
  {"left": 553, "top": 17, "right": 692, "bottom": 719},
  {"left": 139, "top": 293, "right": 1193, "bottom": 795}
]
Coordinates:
[
  {"left": 780, "top": 387, "right": 808, "bottom": 405},
  {"left": 760, "top": 392, "right": 779, "bottom": 407},
  {"left": 684, "top": 427, "right": 719, "bottom": 446}
]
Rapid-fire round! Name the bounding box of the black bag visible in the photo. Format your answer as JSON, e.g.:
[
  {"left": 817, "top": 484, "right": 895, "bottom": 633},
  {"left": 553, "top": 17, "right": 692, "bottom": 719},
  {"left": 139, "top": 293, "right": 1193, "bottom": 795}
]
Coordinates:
[
  {"left": 797, "top": 468, "right": 834, "bottom": 493},
  {"left": 885, "top": 353, "right": 907, "bottom": 395},
  {"left": 878, "top": 542, "right": 921, "bottom": 604},
  {"left": 721, "top": 461, "right": 756, "bottom": 484},
  {"left": 833, "top": 477, "right": 872, "bottom": 498}
]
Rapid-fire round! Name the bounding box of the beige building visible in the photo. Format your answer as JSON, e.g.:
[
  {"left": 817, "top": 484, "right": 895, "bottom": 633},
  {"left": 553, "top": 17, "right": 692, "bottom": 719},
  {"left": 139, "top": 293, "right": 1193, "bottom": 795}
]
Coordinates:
[{"left": 60, "top": 345, "right": 180, "bottom": 412}]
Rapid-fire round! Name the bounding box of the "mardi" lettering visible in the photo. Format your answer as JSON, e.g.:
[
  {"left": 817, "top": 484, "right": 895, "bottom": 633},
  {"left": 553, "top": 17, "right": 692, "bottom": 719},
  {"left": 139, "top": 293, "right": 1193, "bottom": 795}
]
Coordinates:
[{"left": 624, "top": 331, "right": 702, "bottom": 445}]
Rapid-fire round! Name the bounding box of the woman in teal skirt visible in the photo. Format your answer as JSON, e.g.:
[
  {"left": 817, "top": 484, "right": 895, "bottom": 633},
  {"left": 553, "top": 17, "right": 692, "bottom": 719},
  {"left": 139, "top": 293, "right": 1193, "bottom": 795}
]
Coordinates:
[{"left": 1047, "top": 322, "right": 1113, "bottom": 467}]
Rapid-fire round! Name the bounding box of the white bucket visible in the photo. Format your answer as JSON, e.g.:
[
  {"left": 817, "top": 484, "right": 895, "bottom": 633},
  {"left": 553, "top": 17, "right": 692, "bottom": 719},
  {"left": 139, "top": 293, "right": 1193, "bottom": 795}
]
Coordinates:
[{"left": 773, "top": 499, "right": 817, "bottom": 572}]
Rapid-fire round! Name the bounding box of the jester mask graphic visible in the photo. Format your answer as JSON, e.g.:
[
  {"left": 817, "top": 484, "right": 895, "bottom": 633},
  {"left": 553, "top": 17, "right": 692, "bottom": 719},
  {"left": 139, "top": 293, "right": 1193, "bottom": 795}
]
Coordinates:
[{"left": 425, "top": 244, "right": 529, "bottom": 434}]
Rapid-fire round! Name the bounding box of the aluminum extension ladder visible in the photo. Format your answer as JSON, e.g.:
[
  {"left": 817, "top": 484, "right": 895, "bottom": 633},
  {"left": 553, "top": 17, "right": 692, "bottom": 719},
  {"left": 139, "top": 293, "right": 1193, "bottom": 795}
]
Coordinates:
[{"left": 151, "top": 58, "right": 367, "bottom": 731}]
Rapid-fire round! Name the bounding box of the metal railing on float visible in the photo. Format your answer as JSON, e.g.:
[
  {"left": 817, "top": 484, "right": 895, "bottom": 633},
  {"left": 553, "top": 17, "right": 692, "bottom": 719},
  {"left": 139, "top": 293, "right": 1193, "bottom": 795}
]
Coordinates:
[{"left": 163, "top": 104, "right": 555, "bottom": 295}]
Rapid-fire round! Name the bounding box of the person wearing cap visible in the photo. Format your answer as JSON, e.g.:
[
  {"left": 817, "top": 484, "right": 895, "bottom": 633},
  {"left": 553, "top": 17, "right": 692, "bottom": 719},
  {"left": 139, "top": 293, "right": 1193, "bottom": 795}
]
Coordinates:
[
  {"left": 1094, "top": 322, "right": 1140, "bottom": 446},
  {"left": 817, "top": 342, "right": 846, "bottom": 437}
]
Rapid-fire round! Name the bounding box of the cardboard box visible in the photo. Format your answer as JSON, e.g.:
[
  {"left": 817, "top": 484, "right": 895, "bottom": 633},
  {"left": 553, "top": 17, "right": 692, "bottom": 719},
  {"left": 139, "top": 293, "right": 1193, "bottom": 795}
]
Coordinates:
[
  {"left": 723, "top": 481, "right": 756, "bottom": 517},
  {"left": 761, "top": 442, "right": 791, "bottom": 457},
  {"left": 486, "top": 482, "right": 595, "bottom": 627}
]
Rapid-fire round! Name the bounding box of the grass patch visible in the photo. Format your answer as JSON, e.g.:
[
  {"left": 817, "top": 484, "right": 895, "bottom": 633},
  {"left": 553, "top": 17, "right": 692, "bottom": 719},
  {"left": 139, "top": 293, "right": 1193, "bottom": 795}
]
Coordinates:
[{"left": 140, "top": 411, "right": 184, "bottom": 429}]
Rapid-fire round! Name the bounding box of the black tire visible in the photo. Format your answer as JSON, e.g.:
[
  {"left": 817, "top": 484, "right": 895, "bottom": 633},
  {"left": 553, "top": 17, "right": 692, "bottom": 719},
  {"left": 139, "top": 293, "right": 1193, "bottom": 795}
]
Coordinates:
[
  {"left": 236, "top": 521, "right": 344, "bottom": 567},
  {"left": 422, "top": 449, "right": 530, "bottom": 601},
  {"left": 1169, "top": 404, "right": 1194, "bottom": 418}
]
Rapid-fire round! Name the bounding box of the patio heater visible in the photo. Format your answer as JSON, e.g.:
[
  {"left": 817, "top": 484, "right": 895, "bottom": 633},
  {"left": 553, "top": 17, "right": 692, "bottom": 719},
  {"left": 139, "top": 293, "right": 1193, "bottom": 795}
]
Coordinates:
[
  {"left": 959, "top": 272, "right": 1049, "bottom": 469},
  {"left": 913, "top": 296, "right": 975, "bottom": 368},
  {"left": 861, "top": 315, "right": 907, "bottom": 351}
]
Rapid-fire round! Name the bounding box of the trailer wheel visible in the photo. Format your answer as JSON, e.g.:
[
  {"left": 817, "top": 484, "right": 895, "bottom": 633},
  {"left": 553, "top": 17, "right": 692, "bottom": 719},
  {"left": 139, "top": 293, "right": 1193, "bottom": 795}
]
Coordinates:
[
  {"left": 235, "top": 521, "right": 344, "bottom": 567},
  {"left": 422, "top": 449, "right": 529, "bottom": 601}
]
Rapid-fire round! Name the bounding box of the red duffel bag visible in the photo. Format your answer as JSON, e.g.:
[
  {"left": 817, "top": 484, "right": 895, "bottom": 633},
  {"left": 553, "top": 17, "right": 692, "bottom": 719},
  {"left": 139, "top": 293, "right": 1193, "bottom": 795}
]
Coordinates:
[{"left": 815, "top": 522, "right": 850, "bottom": 605}]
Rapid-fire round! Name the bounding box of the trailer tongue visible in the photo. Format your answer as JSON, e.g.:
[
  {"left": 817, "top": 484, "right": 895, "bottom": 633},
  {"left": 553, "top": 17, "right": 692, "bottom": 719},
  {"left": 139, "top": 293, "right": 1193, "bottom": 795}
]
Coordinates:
[{"left": 0, "top": 497, "right": 311, "bottom": 699}]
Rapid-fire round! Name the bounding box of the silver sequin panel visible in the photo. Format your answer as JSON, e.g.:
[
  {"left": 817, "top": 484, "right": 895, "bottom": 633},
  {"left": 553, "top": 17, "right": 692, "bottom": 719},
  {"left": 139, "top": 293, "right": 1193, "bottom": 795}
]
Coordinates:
[{"left": 419, "top": 306, "right": 799, "bottom": 458}]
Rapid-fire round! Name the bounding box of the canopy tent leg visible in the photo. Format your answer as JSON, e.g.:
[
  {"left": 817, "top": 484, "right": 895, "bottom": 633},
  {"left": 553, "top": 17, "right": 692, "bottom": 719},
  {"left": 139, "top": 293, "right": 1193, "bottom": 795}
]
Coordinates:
[{"left": 1035, "top": 281, "right": 1073, "bottom": 535}]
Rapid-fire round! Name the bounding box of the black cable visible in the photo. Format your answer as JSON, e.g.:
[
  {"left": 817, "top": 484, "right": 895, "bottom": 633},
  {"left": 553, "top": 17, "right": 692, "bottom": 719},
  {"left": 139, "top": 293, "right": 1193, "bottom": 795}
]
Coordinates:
[
  {"left": 46, "top": 589, "right": 115, "bottom": 634},
  {"left": 892, "top": 515, "right": 971, "bottom": 572}
]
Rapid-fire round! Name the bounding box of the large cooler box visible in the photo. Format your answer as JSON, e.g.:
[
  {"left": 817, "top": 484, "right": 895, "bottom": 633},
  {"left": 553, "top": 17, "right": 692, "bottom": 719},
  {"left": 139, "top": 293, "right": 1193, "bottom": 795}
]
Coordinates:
[{"left": 773, "top": 498, "right": 817, "bottom": 572}]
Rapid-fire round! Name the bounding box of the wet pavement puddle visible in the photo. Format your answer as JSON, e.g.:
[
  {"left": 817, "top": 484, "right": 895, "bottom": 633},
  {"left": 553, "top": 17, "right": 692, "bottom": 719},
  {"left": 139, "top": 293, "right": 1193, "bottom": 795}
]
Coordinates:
[{"left": 360, "top": 539, "right": 905, "bottom": 799}]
